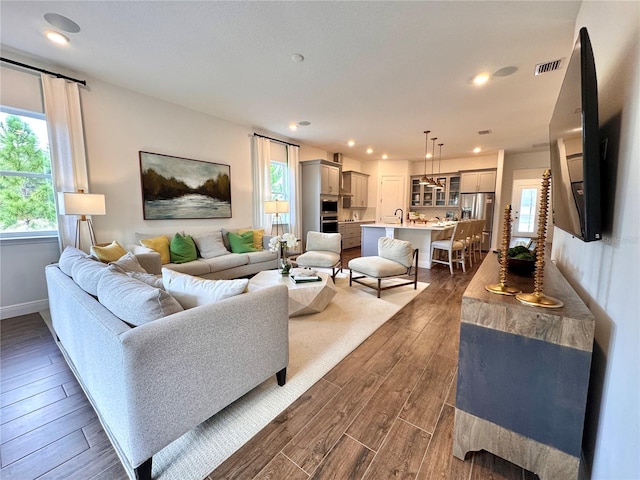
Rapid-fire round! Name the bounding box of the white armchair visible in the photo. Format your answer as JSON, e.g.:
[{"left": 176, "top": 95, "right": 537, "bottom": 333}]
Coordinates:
[
  {"left": 295, "top": 232, "right": 342, "bottom": 280},
  {"left": 348, "top": 237, "right": 418, "bottom": 298}
]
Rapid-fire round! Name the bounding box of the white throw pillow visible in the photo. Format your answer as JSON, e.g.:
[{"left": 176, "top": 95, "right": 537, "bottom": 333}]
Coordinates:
[
  {"left": 161, "top": 268, "right": 248, "bottom": 309},
  {"left": 192, "top": 231, "right": 229, "bottom": 259}
]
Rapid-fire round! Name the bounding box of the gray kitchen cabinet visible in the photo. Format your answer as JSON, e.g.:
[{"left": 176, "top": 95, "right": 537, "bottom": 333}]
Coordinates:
[
  {"left": 460, "top": 170, "right": 497, "bottom": 193},
  {"left": 342, "top": 171, "right": 369, "bottom": 209}
]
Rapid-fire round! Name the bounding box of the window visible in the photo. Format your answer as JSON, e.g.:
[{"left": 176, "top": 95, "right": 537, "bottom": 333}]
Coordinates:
[
  {"left": 269, "top": 142, "right": 289, "bottom": 227},
  {"left": 0, "top": 107, "right": 57, "bottom": 237}
]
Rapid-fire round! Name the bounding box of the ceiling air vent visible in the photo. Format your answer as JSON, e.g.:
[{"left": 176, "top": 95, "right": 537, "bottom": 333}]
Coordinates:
[
  {"left": 478, "top": 129, "right": 492, "bottom": 135},
  {"left": 535, "top": 59, "right": 563, "bottom": 76}
]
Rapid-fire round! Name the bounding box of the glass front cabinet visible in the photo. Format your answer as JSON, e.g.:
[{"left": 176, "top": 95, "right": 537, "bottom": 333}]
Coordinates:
[
  {"left": 411, "top": 177, "right": 434, "bottom": 207},
  {"left": 411, "top": 175, "right": 459, "bottom": 208}
]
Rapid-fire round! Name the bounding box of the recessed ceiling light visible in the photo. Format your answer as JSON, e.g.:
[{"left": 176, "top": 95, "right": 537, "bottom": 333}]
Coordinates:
[
  {"left": 291, "top": 54, "right": 304, "bottom": 63},
  {"left": 473, "top": 147, "right": 482, "bottom": 154},
  {"left": 366, "top": 148, "right": 373, "bottom": 154},
  {"left": 472, "top": 73, "right": 490, "bottom": 86},
  {"left": 44, "top": 13, "right": 81, "bottom": 33},
  {"left": 382, "top": 154, "right": 388, "bottom": 160},
  {"left": 288, "top": 123, "right": 298, "bottom": 131},
  {"left": 44, "top": 30, "right": 69, "bottom": 45},
  {"left": 347, "top": 140, "right": 355, "bottom": 147}
]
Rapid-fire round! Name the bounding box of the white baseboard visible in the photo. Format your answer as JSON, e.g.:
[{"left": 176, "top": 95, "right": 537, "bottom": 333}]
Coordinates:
[{"left": 0, "top": 299, "right": 50, "bottom": 320}]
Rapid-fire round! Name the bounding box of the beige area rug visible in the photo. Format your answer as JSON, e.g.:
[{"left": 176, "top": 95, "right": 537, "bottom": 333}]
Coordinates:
[{"left": 45, "top": 272, "right": 428, "bottom": 480}]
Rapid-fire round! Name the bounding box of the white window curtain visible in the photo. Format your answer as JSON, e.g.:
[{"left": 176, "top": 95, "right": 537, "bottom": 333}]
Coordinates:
[
  {"left": 251, "top": 135, "right": 272, "bottom": 233},
  {"left": 287, "top": 144, "right": 301, "bottom": 240},
  {"left": 41, "top": 74, "right": 89, "bottom": 251}
]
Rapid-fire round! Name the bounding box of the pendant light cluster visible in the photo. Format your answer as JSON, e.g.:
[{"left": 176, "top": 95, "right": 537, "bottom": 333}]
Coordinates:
[{"left": 418, "top": 130, "right": 445, "bottom": 189}]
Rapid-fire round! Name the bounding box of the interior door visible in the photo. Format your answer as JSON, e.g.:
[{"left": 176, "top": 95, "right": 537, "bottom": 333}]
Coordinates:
[
  {"left": 511, "top": 179, "right": 541, "bottom": 237},
  {"left": 379, "top": 175, "right": 405, "bottom": 223}
]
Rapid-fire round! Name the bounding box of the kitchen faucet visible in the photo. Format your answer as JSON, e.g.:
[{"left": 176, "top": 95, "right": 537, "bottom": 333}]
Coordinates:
[{"left": 394, "top": 208, "right": 404, "bottom": 225}]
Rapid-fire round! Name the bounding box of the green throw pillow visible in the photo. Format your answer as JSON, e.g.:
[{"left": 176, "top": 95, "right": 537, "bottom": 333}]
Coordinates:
[
  {"left": 170, "top": 233, "right": 198, "bottom": 264},
  {"left": 228, "top": 231, "right": 258, "bottom": 253}
]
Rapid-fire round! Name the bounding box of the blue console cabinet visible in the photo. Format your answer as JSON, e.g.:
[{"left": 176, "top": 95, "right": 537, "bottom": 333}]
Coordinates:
[{"left": 453, "top": 253, "right": 595, "bottom": 480}]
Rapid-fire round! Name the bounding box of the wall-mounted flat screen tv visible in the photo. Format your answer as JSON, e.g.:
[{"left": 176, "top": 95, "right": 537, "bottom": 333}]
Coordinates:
[{"left": 549, "top": 27, "right": 602, "bottom": 242}]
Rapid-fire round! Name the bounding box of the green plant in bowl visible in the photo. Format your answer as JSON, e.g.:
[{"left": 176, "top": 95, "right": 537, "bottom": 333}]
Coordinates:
[{"left": 497, "top": 245, "right": 536, "bottom": 275}]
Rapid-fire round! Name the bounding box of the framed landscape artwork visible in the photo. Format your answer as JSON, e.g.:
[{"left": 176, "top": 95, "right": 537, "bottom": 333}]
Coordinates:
[{"left": 139, "top": 151, "right": 232, "bottom": 220}]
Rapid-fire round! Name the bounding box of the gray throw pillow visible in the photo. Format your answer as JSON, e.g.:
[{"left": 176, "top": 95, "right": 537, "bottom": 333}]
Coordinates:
[
  {"left": 59, "top": 246, "right": 90, "bottom": 277},
  {"left": 97, "top": 266, "right": 183, "bottom": 327},
  {"left": 109, "top": 251, "right": 147, "bottom": 273},
  {"left": 192, "top": 231, "right": 230, "bottom": 259},
  {"left": 71, "top": 256, "right": 108, "bottom": 296}
]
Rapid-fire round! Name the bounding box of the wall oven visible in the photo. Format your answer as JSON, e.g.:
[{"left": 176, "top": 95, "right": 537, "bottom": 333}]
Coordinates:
[
  {"left": 320, "top": 198, "right": 338, "bottom": 233},
  {"left": 320, "top": 215, "right": 339, "bottom": 233}
]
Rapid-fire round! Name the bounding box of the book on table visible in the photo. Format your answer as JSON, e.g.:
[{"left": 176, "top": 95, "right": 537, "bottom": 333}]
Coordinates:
[{"left": 290, "top": 274, "right": 321, "bottom": 283}]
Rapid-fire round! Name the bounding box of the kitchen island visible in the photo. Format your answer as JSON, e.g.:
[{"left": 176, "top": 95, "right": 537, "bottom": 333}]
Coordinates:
[{"left": 361, "top": 222, "right": 455, "bottom": 268}]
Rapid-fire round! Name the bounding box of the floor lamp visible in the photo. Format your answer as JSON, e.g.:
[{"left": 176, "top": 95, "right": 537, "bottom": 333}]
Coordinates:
[
  {"left": 264, "top": 199, "right": 289, "bottom": 237},
  {"left": 57, "top": 190, "right": 106, "bottom": 250}
]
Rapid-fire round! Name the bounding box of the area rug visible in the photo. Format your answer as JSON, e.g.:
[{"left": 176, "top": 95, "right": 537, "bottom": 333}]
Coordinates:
[
  {"left": 43, "top": 272, "right": 428, "bottom": 480},
  {"left": 146, "top": 272, "right": 427, "bottom": 479}
]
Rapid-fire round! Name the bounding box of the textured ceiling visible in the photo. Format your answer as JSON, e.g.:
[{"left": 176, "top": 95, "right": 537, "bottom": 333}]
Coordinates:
[{"left": 0, "top": 1, "right": 582, "bottom": 162}]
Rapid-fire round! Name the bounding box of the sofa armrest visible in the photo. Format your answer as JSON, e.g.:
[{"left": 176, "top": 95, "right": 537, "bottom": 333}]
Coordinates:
[
  {"left": 134, "top": 252, "right": 162, "bottom": 275},
  {"left": 118, "top": 284, "right": 289, "bottom": 465}
]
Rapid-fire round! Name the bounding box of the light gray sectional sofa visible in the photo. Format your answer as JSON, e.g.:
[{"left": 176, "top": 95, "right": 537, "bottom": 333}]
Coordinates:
[
  {"left": 45, "top": 248, "right": 289, "bottom": 480},
  {"left": 131, "top": 229, "right": 278, "bottom": 279}
]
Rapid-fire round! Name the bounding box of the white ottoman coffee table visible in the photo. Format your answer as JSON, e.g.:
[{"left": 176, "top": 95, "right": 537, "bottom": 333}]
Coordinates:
[{"left": 249, "top": 270, "right": 336, "bottom": 317}]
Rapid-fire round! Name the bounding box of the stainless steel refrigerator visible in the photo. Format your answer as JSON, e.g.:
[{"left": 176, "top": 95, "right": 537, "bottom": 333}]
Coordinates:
[{"left": 460, "top": 192, "right": 495, "bottom": 251}]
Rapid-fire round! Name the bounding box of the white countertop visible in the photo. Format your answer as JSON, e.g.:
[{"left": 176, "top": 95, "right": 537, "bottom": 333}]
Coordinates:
[{"left": 361, "top": 221, "right": 457, "bottom": 230}]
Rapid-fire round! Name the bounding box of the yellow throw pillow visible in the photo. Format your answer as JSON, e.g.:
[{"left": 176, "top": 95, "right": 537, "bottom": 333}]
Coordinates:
[
  {"left": 91, "top": 241, "right": 127, "bottom": 263},
  {"left": 238, "top": 228, "right": 264, "bottom": 250},
  {"left": 140, "top": 236, "right": 170, "bottom": 264}
]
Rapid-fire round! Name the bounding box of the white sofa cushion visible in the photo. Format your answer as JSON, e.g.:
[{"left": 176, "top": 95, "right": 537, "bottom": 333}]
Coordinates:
[
  {"left": 162, "top": 268, "right": 248, "bottom": 309},
  {"left": 97, "top": 267, "right": 183, "bottom": 326},
  {"left": 306, "top": 232, "right": 341, "bottom": 254},
  {"left": 296, "top": 251, "right": 340, "bottom": 268}
]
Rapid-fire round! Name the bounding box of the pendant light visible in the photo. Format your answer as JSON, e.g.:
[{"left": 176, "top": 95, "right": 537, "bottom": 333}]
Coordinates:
[
  {"left": 433, "top": 143, "right": 445, "bottom": 190},
  {"left": 428, "top": 136, "right": 438, "bottom": 187},
  {"left": 419, "top": 130, "right": 431, "bottom": 185}
]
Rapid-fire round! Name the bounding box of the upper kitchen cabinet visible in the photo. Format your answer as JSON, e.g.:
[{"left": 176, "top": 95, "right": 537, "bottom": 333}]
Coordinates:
[
  {"left": 342, "top": 171, "right": 369, "bottom": 209},
  {"left": 435, "top": 174, "right": 460, "bottom": 207},
  {"left": 301, "top": 159, "right": 341, "bottom": 198},
  {"left": 460, "top": 170, "right": 497, "bottom": 193},
  {"left": 410, "top": 174, "right": 459, "bottom": 207},
  {"left": 410, "top": 177, "right": 434, "bottom": 207},
  {"left": 321, "top": 162, "right": 341, "bottom": 195}
]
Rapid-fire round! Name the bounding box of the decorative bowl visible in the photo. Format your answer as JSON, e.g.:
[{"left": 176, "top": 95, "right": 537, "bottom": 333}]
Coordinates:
[{"left": 497, "top": 252, "right": 536, "bottom": 276}]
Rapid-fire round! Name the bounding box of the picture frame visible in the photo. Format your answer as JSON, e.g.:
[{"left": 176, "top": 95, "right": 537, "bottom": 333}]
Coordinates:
[
  {"left": 139, "top": 151, "right": 231, "bottom": 220},
  {"left": 527, "top": 239, "right": 537, "bottom": 252}
]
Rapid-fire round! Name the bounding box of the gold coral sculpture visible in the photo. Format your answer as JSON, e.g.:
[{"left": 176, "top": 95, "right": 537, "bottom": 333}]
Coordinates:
[
  {"left": 486, "top": 204, "right": 521, "bottom": 295},
  {"left": 516, "top": 169, "right": 564, "bottom": 308}
]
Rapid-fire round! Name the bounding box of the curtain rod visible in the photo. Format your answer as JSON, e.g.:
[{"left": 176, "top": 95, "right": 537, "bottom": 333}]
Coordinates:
[
  {"left": 0, "top": 57, "right": 87, "bottom": 86},
  {"left": 253, "top": 133, "right": 299, "bottom": 148}
]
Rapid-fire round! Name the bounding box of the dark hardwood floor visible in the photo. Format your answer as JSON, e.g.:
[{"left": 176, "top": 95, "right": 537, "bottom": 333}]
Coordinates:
[{"left": 1, "top": 248, "right": 538, "bottom": 480}]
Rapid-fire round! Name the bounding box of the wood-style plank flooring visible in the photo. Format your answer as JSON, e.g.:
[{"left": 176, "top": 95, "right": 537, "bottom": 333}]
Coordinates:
[{"left": 1, "top": 248, "right": 538, "bottom": 480}]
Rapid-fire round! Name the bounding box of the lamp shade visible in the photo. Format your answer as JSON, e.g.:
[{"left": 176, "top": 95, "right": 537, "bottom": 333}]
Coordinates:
[
  {"left": 58, "top": 192, "right": 106, "bottom": 216},
  {"left": 264, "top": 200, "right": 289, "bottom": 214}
]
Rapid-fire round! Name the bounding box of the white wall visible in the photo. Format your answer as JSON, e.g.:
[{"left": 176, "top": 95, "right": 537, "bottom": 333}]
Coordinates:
[{"left": 551, "top": 2, "right": 639, "bottom": 478}]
